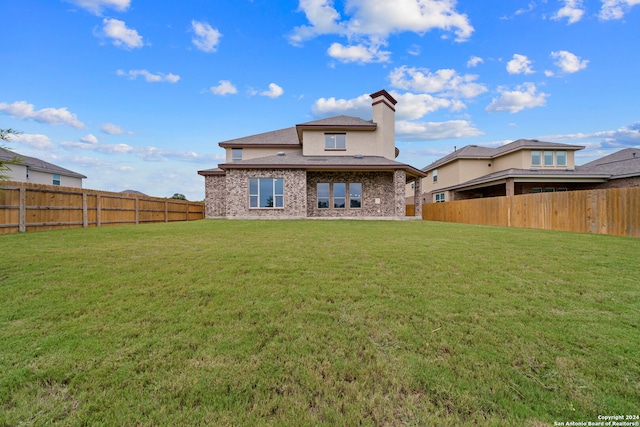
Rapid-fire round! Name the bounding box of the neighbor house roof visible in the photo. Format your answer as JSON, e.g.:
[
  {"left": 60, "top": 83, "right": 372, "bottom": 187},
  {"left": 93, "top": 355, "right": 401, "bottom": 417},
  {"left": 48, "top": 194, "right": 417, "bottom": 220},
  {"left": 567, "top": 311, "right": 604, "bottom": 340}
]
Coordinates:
[
  {"left": 577, "top": 148, "right": 640, "bottom": 179},
  {"left": 202, "top": 151, "right": 426, "bottom": 179},
  {"left": 0, "top": 147, "right": 87, "bottom": 179},
  {"left": 422, "top": 139, "right": 585, "bottom": 172},
  {"left": 436, "top": 168, "right": 610, "bottom": 193}
]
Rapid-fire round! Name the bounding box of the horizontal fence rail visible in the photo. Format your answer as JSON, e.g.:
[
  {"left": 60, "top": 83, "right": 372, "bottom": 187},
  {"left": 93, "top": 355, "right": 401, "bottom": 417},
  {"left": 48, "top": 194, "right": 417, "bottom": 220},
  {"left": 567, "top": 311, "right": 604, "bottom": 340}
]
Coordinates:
[
  {"left": 0, "top": 181, "right": 204, "bottom": 234},
  {"left": 410, "top": 187, "right": 640, "bottom": 238}
]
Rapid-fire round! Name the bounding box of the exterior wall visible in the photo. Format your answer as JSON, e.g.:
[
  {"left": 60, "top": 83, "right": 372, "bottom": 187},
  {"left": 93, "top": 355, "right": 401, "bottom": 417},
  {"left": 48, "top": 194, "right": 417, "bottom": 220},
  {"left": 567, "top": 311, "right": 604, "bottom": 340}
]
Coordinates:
[
  {"left": 225, "top": 147, "right": 301, "bottom": 162},
  {"left": 492, "top": 150, "right": 528, "bottom": 170},
  {"left": 594, "top": 177, "right": 640, "bottom": 189},
  {"left": 301, "top": 130, "right": 380, "bottom": 157},
  {"left": 4, "top": 164, "right": 83, "bottom": 188},
  {"left": 372, "top": 98, "right": 396, "bottom": 160},
  {"left": 457, "top": 159, "right": 493, "bottom": 183},
  {"left": 225, "top": 168, "right": 307, "bottom": 218},
  {"left": 306, "top": 171, "right": 403, "bottom": 217},
  {"left": 203, "top": 174, "right": 226, "bottom": 218}
]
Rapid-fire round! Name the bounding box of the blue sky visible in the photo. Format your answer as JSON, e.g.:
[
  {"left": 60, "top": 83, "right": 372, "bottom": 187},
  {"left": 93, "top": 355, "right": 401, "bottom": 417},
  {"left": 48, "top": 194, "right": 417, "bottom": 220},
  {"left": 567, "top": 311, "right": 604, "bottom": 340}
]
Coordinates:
[{"left": 1, "top": 0, "right": 639, "bottom": 200}]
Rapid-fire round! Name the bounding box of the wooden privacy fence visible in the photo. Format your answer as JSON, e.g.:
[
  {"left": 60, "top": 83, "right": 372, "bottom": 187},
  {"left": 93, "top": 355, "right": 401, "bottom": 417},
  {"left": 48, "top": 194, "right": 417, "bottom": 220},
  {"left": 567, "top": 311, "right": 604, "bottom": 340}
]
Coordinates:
[
  {"left": 0, "top": 181, "right": 204, "bottom": 234},
  {"left": 409, "top": 187, "right": 640, "bottom": 238}
]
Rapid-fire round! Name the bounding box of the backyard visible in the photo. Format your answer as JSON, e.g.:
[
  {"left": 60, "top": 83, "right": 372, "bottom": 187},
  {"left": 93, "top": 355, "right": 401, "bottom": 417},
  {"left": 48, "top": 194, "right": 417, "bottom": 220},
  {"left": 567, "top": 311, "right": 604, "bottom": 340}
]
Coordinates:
[{"left": 1, "top": 220, "right": 638, "bottom": 426}]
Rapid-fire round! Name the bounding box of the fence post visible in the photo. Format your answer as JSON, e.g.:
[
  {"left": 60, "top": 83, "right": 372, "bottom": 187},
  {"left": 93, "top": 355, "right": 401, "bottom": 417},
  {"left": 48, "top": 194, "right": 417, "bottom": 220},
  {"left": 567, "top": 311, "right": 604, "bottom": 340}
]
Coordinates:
[
  {"left": 19, "top": 184, "right": 26, "bottom": 232},
  {"left": 96, "top": 194, "right": 101, "bottom": 227},
  {"left": 82, "top": 192, "right": 88, "bottom": 228},
  {"left": 164, "top": 200, "right": 168, "bottom": 222},
  {"left": 186, "top": 202, "right": 189, "bottom": 221},
  {"left": 135, "top": 197, "right": 139, "bottom": 225}
]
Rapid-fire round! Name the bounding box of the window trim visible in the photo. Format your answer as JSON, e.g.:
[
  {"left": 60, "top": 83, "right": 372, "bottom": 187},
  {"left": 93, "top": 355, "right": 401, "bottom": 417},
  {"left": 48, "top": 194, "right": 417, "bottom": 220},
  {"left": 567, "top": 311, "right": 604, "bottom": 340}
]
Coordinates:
[
  {"left": 432, "top": 169, "right": 438, "bottom": 183},
  {"left": 317, "top": 182, "right": 362, "bottom": 209},
  {"left": 531, "top": 151, "right": 542, "bottom": 167},
  {"left": 53, "top": 174, "right": 61, "bottom": 186},
  {"left": 556, "top": 151, "right": 567, "bottom": 167},
  {"left": 249, "top": 178, "right": 284, "bottom": 209},
  {"left": 544, "top": 151, "right": 554, "bottom": 166},
  {"left": 231, "top": 148, "right": 243, "bottom": 162},
  {"left": 324, "top": 133, "right": 346, "bottom": 150},
  {"left": 435, "top": 192, "right": 445, "bottom": 203}
]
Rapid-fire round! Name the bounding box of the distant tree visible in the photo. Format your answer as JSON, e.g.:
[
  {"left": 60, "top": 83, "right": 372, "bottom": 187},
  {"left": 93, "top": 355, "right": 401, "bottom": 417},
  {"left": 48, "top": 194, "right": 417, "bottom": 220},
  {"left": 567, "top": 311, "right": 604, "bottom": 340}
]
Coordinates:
[
  {"left": 170, "top": 193, "right": 187, "bottom": 200},
  {"left": 1, "top": 128, "right": 22, "bottom": 182}
]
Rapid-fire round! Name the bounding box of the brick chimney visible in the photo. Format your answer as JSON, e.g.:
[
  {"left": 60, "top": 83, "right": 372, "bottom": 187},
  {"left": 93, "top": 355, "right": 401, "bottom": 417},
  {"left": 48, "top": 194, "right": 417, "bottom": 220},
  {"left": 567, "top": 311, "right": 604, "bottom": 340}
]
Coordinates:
[{"left": 370, "top": 90, "right": 397, "bottom": 160}]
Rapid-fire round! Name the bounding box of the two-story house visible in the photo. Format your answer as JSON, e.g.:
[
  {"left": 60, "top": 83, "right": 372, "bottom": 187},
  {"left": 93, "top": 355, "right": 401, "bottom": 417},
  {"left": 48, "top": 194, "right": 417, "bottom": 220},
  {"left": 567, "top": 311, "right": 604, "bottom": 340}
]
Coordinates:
[
  {"left": 198, "top": 90, "right": 426, "bottom": 219},
  {"left": 413, "top": 139, "right": 620, "bottom": 204},
  {"left": 0, "top": 147, "right": 86, "bottom": 188}
]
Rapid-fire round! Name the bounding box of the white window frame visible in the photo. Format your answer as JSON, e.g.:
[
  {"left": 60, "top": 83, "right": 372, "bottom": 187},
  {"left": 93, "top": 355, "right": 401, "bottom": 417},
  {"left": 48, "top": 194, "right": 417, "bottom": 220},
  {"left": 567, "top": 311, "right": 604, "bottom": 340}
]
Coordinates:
[
  {"left": 544, "top": 151, "right": 554, "bottom": 166},
  {"left": 325, "top": 133, "right": 346, "bottom": 150},
  {"left": 435, "top": 193, "right": 445, "bottom": 202},
  {"left": 317, "top": 182, "right": 362, "bottom": 209},
  {"left": 53, "top": 174, "right": 61, "bottom": 186},
  {"left": 232, "top": 148, "right": 243, "bottom": 162},
  {"left": 433, "top": 169, "right": 438, "bottom": 183},
  {"left": 531, "top": 151, "right": 541, "bottom": 167},
  {"left": 249, "top": 178, "right": 284, "bottom": 209},
  {"left": 556, "top": 151, "right": 567, "bottom": 167}
]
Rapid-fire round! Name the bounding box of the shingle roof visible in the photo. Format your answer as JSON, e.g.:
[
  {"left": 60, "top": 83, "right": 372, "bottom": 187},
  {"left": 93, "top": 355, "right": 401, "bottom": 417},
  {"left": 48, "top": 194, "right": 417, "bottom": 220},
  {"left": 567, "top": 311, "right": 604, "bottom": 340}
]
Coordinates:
[
  {"left": 0, "top": 147, "right": 87, "bottom": 179},
  {"left": 218, "top": 127, "right": 300, "bottom": 147},
  {"left": 577, "top": 148, "right": 640, "bottom": 178},
  {"left": 423, "top": 139, "right": 585, "bottom": 171},
  {"left": 438, "top": 168, "right": 610, "bottom": 192},
  {"left": 213, "top": 151, "right": 426, "bottom": 179},
  {"left": 297, "top": 115, "right": 376, "bottom": 127}
]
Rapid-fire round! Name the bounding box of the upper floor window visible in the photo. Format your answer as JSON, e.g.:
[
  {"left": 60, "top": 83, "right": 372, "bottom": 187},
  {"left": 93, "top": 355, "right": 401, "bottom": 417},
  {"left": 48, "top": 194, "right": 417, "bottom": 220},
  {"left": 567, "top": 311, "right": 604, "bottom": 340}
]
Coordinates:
[
  {"left": 544, "top": 151, "right": 554, "bottom": 166},
  {"left": 26, "top": 166, "right": 30, "bottom": 179},
  {"left": 53, "top": 174, "right": 61, "bottom": 186},
  {"left": 556, "top": 151, "right": 567, "bottom": 166},
  {"left": 433, "top": 169, "right": 438, "bottom": 183},
  {"left": 531, "top": 151, "right": 541, "bottom": 166},
  {"left": 325, "top": 133, "right": 346, "bottom": 150},
  {"left": 232, "top": 148, "right": 242, "bottom": 162}
]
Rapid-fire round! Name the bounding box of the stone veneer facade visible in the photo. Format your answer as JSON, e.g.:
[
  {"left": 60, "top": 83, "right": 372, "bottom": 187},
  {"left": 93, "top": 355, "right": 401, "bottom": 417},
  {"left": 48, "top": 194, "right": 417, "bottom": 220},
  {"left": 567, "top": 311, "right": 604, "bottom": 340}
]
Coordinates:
[
  {"left": 225, "top": 168, "right": 307, "bottom": 218},
  {"left": 306, "top": 171, "right": 406, "bottom": 217},
  {"left": 204, "top": 169, "right": 409, "bottom": 218}
]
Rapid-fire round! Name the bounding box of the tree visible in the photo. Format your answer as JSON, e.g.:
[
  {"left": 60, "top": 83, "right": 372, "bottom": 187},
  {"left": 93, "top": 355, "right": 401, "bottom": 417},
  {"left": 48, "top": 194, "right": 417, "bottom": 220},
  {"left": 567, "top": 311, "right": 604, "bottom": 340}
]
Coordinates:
[
  {"left": 170, "top": 193, "right": 187, "bottom": 200},
  {"left": 0, "top": 128, "right": 22, "bottom": 182}
]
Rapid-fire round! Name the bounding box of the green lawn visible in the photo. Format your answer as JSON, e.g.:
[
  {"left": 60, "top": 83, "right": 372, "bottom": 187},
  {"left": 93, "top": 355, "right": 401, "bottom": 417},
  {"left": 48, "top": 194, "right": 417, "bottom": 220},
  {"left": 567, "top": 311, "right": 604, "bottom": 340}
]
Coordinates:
[{"left": 1, "top": 220, "right": 638, "bottom": 426}]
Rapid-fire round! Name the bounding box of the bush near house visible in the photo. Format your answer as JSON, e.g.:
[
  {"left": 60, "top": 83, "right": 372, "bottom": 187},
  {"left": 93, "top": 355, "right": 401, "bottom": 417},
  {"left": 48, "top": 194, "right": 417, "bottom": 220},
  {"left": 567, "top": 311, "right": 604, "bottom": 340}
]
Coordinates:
[{"left": 0, "top": 220, "right": 638, "bottom": 426}]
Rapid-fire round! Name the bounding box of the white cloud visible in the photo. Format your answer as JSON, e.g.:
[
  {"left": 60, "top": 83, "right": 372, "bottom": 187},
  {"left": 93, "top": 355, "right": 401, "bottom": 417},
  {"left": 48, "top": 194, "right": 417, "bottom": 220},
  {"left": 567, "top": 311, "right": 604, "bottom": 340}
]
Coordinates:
[
  {"left": 551, "top": 50, "right": 589, "bottom": 73},
  {"left": 101, "top": 123, "right": 132, "bottom": 135},
  {"left": 327, "top": 42, "right": 390, "bottom": 63},
  {"left": 466, "top": 56, "right": 484, "bottom": 68},
  {"left": 485, "top": 83, "right": 549, "bottom": 113},
  {"left": 260, "top": 83, "right": 284, "bottom": 98},
  {"left": 553, "top": 0, "right": 585, "bottom": 24},
  {"left": 311, "top": 94, "right": 372, "bottom": 118},
  {"left": 396, "top": 120, "right": 483, "bottom": 141},
  {"left": 389, "top": 66, "right": 488, "bottom": 99},
  {"left": 65, "top": 0, "right": 130, "bottom": 14},
  {"left": 101, "top": 18, "right": 143, "bottom": 49},
  {"left": 0, "top": 101, "right": 85, "bottom": 129},
  {"left": 210, "top": 80, "right": 238, "bottom": 96},
  {"left": 600, "top": 0, "right": 640, "bottom": 20},
  {"left": 290, "top": 0, "right": 474, "bottom": 63},
  {"left": 506, "top": 54, "right": 534, "bottom": 74},
  {"left": 191, "top": 20, "right": 222, "bottom": 53},
  {"left": 8, "top": 133, "right": 56, "bottom": 150},
  {"left": 541, "top": 122, "right": 640, "bottom": 148},
  {"left": 80, "top": 134, "right": 99, "bottom": 144},
  {"left": 116, "top": 69, "right": 180, "bottom": 83}
]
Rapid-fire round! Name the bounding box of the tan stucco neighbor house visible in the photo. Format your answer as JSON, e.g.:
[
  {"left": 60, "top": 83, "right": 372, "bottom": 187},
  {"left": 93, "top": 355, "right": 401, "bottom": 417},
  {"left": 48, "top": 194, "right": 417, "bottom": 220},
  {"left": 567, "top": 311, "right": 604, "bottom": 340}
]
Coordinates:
[
  {"left": 1, "top": 147, "right": 86, "bottom": 188},
  {"left": 198, "top": 90, "right": 426, "bottom": 219},
  {"left": 412, "top": 140, "right": 640, "bottom": 204}
]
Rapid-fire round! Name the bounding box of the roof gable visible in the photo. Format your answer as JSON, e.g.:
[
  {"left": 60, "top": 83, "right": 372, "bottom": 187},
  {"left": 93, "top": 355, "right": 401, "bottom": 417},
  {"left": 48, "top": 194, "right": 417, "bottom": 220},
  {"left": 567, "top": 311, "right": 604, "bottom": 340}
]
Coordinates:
[{"left": 0, "top": 147, "right": 87, "bottom": 179}]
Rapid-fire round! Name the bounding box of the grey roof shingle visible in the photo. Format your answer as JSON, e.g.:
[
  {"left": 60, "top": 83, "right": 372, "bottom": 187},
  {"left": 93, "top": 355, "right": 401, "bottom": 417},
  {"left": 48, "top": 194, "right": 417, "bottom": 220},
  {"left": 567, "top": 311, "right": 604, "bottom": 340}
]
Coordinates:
[
  {"left": 0, "top": 147, "right": 87, "bottom": 179},
  {"left": 423, "top": 139, "right": 585, "bottom": 171},
  {"left": 297, "top": 115, "right": 376, "bottom": 127},
  {"left": 212, "top": 151, "right": 426, "bottom": 178},
  {"left": 577, "top": 148, "right": 640, "bottom": 178},
  {"left": 219, "top": 127, "right": 300, "bottom": 147}
]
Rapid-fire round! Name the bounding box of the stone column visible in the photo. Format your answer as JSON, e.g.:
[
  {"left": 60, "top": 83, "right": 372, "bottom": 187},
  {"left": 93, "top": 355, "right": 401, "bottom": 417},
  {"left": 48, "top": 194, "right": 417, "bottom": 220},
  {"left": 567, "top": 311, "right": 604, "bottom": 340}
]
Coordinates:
[
  {"left": 505, "top": 177, "right": 515, "bottom": 197},
  {"left": 413, "top": 178, "right": 422, "bottom": 218}
]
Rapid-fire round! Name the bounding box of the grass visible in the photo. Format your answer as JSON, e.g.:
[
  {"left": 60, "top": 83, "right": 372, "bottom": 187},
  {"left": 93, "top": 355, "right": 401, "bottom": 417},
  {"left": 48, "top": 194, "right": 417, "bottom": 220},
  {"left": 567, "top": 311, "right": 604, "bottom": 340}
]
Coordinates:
[{"left": 0, "top": 220, "right": 638, "bottom": 426}]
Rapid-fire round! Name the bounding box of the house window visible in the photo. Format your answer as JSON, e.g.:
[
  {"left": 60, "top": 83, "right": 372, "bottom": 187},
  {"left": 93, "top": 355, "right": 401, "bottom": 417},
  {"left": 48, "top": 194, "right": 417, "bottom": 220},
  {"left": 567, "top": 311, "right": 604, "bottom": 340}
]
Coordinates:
[
  {"left": 435, "top": 193, "right": 445, "bottom": 202},
  {"left": 531, "top": 151, "right": 541, "bottom": 166},
  {"left": 544, "top": 151, "right": 554, "bottom": 166},
  {"left": 53, "top": 174, "right": 61, "bottom": 186},
  {"left": 249, "top": 178, "right": 283, "bottom": 208},
  {"left": 317, "top": 183, "right": 361, "bottom": 209},
  {"left": 350, "top": 183, "right": 362, "bottom": 208},
  {"left": 232, "top": 148, "right": 242, "bottom": 162},
  {"left": 556, "top": 151, "right": 567, "bottom": 166},
  {"left": 317, "top": 183, "right": 330, "bottom": 208},
  {"left": 433, "top": 169, "right": 438, "bottom": 183},
  {"left": 325, "top": 133, "right": 346, "bottom": 150},
  {"left": 543, "top": 187, "right": 555, "bottom": 192},
  {"left": 532, "top": 187, "right": 542, "bottom": 193},
  {"left": 26, "top": 166, "right": 29, "bottom": 179}
]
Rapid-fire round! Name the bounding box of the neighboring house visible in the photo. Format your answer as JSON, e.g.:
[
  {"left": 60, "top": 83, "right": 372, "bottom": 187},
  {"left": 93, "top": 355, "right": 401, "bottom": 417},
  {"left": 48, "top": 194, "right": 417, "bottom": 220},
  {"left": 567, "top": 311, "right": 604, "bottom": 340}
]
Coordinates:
[
  {"left": 576, "top": 148, "right": 640, "bottom": 188},
  {"left": 412, "top": 140, "right": 640, "bottom": 204},
  {"left": 198, "top": 90, "right": 426, "bottom": 219},
  {"left": 0, "top": 147, "right": 86, "bottom": 188}
]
